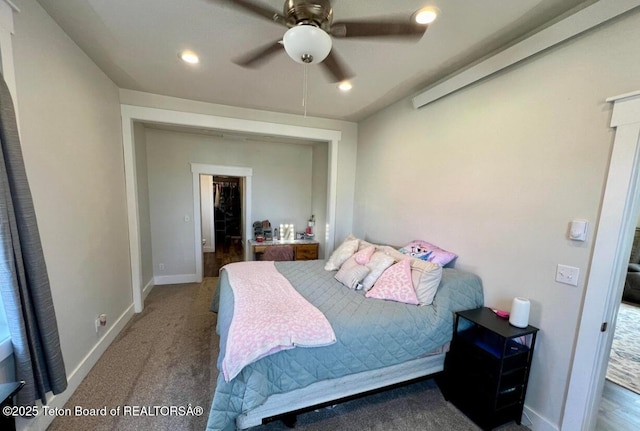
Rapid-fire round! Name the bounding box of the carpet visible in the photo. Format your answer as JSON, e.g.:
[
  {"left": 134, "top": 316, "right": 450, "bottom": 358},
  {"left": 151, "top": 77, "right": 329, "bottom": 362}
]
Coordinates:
[
  {"left": 255, "top": 378, "right": 528, "bottom": 431},
  {"left": 48, "top": 279, "right": 219, "bottom": 431},
  {"left": 607, "top": 302, "right": 640, "bottom": 394}
]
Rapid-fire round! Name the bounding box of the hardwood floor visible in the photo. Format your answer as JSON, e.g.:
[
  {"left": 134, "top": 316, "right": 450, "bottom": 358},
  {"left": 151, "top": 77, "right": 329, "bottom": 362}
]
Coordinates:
[
  {"left": 203, "top": 240, "right": 244, "bottom": 276},
  {"left": 597, "top": 380, "right": 640, "bottom": 430},
  {"left": 596, "top": 300, "right": 640, "bottom": 430}
]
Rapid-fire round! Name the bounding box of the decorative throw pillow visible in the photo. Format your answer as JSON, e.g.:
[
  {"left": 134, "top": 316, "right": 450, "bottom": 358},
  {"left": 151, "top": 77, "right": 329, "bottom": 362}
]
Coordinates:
[
  {"left": 335, "top": 263, "right": 370, "bottom": 290},
  {"left": 365, "top": 259, "right": 418, "bottom": 305},
  {"left": 410, "top": 260, "right": 443, "bottom": 305},
  {"left": 379, "top": 245, "right": 409, "bottom": 263},
  {"left": 362, "top": 251, "right": 395, "bottom": 291},
  {"left": 345, "top": 234, "right": 379, "bottom": 252},
  {"left": 357, "top": 239, "right": 378, "bottom": 251},
  {"left": 324, "top": 238, "right": 359, "bottom": 271},
  {"left": 353, "top": 245, "right": 376, "bottom": 265},
  {"left": 398, "top": 240, "right": 457, "bottom": 266}
]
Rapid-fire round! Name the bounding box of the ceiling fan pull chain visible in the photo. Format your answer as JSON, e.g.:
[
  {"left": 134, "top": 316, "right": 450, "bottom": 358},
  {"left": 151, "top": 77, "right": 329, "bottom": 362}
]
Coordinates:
[{"left": 303, "top": 63, "right": 308, "bottom": 117}]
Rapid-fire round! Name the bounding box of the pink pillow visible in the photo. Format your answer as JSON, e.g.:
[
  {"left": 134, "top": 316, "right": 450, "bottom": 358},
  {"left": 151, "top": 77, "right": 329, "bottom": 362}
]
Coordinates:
[
  {"left": 365, "top": 259, "right": 418, "bottom": 305},
  {"left": 398, "top": 240, "right": 457, "bottom": 266},
  {"left": 353, "top": 245, "right": 376, "bottom": 265}
]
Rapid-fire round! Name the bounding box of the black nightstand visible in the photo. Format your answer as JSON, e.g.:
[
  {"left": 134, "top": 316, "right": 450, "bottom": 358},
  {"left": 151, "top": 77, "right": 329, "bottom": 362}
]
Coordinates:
[{"left": 439, "top": 307, "right": 539, "bottom": 430}]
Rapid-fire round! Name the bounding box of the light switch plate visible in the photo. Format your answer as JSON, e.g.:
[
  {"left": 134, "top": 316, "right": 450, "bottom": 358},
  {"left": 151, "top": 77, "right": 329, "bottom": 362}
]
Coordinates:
[{"left": 556, "top": 264, "right": 579, "bottom": 286}]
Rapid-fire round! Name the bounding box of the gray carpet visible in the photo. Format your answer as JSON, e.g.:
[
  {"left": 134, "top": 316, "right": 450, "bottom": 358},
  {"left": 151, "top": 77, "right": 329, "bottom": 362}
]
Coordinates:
[
  {"left": 48, "top": 279, "right": 218, "bottom": 431},
  {"left": 256, "top": 377, "right": 530, "bottom": 431},
  {"left": 48, "top": 278, "right": 530, "bottom": 431}
]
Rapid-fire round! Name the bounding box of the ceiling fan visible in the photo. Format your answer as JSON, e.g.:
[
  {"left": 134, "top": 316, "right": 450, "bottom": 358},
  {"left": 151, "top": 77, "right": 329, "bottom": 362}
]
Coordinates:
[{"left": 214, "top": 0, "right": 431, "bottom": 83}]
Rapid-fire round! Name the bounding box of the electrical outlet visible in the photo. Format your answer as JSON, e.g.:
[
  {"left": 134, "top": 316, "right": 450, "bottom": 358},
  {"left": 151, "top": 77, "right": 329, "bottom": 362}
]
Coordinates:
[
  {"left": 159, "top": 263, "right": 165, "bottom": 271},
  {"left": 556, "top": 264, "right": 579, "bottom": 286},
  {"left": 95, "top": 314, "right": 107, "bottom": 334}
]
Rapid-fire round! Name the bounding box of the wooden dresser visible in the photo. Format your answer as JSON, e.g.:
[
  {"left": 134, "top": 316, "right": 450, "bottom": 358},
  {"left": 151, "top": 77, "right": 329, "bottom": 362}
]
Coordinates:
[{"left": 249, "top": 239, "right": 319, "bottom": 261}]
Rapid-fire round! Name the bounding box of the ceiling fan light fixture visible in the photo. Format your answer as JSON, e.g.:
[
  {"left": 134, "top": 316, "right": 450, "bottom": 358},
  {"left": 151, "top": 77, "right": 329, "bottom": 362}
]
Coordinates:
[
  {"left": 179, "top": 50, "right": 200, "bottom": 64},
  {"left": 414, "top": 7, "right": 439, "bottom": 25},
  {"left": 283, "top": 25, "right": 332, "bottom": 64},
  {"left": 338, "top": 81, "right": 352, "bottom": 92}
]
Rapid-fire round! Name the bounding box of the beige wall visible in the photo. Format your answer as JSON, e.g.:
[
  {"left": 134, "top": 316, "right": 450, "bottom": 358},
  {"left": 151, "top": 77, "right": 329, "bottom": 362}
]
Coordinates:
[
  {"left": 354, "top": 8, "right": 640, "bottom": 428},
  {"left": 12, "top": 0, "right": 131, "bottom": 382}
]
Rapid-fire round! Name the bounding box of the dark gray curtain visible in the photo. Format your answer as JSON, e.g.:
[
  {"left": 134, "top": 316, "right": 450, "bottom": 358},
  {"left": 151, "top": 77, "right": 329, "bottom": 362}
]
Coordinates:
[{"left": 0, "top": 74, "right": 67, "bottom": 405}]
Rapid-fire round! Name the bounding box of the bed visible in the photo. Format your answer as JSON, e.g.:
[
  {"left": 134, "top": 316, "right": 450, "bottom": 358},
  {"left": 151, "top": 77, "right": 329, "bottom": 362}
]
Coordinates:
[{"left": 207, "top": 259, "right": 484, "bottom": 431}]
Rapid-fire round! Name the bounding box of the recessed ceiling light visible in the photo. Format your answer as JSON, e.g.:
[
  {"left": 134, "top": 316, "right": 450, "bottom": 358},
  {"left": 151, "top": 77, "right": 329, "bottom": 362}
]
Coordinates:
[
  {"left": 414, "top": 7, "right": 438, "bottom": 25},
  {"left": 180, "top": 50, "right": 200, "bottom": 64},
  {"left": 338, "top": 81, "right": 352, "bottom": 92}
]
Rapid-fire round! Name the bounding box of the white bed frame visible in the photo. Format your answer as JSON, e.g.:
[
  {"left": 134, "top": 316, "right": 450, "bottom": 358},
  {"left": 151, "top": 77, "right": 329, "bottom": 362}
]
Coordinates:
[{"left": 236, "top": 353, "right": 446, "bottom": 429}]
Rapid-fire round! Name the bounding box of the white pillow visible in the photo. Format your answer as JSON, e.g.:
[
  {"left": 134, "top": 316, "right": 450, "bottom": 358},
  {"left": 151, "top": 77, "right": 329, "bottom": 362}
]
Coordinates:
[
  {"left": 324, "top": 238, "right": 359, "bottom": 271},
  {"left": 362, "top": 251, "right": 395, "bottom": 291},
  {"left": 379, "top": 245, "right": 409, "bottom": 262},
  {"left": 335, "top": 263, "right": 370, "bottom": 290},
  {"left": 410, "top": 260, "right": 443, "bottom": 305},
  {"left": 358, "top": 239, "right": 379, "bottom": 251},
  {"left": 345, "top": 234, "right": 380, "bottom": 252}
]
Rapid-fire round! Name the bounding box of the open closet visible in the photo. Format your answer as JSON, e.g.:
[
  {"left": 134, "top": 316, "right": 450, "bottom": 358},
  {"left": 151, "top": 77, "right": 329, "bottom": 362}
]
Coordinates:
[
  {"left": 200, "top": 174, "right": 244, "bottom": 277},
  {"left": 213, "top": 176, "right": 242, "bottom": 246}
]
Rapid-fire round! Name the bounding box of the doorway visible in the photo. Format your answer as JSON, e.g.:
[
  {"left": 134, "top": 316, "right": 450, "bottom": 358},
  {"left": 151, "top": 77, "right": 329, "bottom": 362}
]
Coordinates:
[
  {"left": 596, "top": 225, "right": 640, "bottom": 430},
  {"left": 200, "top": 174, "right": 244, "bottom": 276},
  {"left": 191, "top": 163, "right": 253, "bottom": 283}
]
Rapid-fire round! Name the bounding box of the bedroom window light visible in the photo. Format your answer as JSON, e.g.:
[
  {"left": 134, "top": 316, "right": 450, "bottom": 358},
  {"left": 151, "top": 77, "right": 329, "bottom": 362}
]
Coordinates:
[
  {"left": 0, "top": 294, "right": 12, "bottom": 362},
  {"left": 0, "top": 222, "right": 13, "bottom": 362}
]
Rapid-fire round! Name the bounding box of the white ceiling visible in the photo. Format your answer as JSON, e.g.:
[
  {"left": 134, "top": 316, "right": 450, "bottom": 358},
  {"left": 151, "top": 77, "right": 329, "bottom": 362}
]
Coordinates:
[{"left": 35, "top": 0, "right": 594, "bottom": 122}]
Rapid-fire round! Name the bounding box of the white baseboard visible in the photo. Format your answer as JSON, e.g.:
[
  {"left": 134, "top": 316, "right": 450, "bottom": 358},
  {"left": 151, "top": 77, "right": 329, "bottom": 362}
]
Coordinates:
[
  {"left": 16, "top": 303, "right": 136, "bottom": 431},
  {"left": 141, "top": 277, "right": 155, "bottom": 300},
  {"left": 523, "top": 404, "right": 559, "bottom": 431},
  {"left": 154, "top": 274, "right": 199, "bottom": 285}
]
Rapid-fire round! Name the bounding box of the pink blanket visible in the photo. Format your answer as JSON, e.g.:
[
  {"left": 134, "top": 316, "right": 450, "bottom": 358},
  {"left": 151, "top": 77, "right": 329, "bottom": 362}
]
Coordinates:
[{"left": 221, "top": 261, "right": 336, "bottom": 382}]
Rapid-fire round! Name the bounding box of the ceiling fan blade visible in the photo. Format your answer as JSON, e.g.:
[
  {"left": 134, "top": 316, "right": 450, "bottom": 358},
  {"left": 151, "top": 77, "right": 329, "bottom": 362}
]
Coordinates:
[
  {"left": 320, "top": 50, "right": 354, "bottom": 83},
  {"left": 331, "top": 19, "right": 427, "bottom": 39},
  {"left": 233, "top": 40, "right": 284, "bottom": 68},
  {"left": 214, "top": 0, "right": 289, "bottom": 27}
]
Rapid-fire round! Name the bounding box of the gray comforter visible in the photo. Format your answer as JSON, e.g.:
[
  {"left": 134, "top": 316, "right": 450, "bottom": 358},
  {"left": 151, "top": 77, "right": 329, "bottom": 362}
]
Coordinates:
[{"left": 207, "top": 260, "right": 483, "bottom": 431}]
